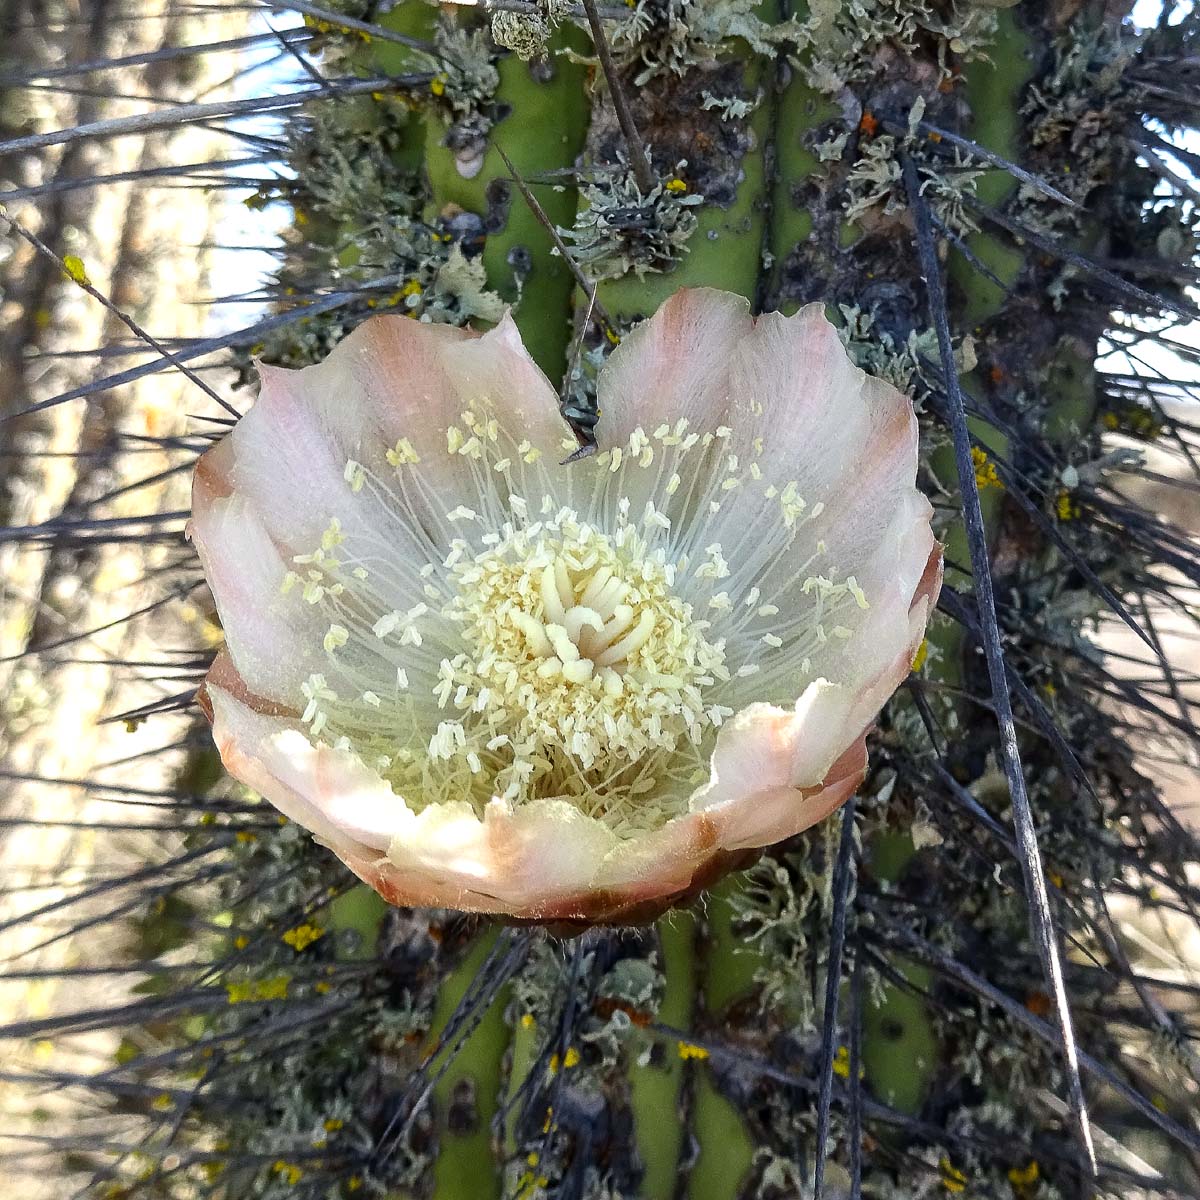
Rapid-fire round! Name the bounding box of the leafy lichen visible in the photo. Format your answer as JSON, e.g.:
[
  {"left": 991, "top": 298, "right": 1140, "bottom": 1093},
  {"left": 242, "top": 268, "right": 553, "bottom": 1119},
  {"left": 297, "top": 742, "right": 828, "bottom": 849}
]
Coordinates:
[{"left": 562, "top": 162, "right": 704, "bottom": 280}]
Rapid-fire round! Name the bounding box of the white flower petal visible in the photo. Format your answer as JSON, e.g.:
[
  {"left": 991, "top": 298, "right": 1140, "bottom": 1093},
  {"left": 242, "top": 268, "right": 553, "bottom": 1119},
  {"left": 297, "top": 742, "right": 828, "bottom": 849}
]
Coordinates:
[
  {"left": 205, "top": 677, "right": 403, "bottom": 853},
  {"left": 206, "top": 315, "right": 565, "bottom": 628},
  {"left": 192, "top": 291, "right": 942, "bottom": 924},
  {"left": 687, "top": 681, "right": 869, "bottom": 850},
  {"left": 190, "top": 441, "right": 326, "bottom": 703}
]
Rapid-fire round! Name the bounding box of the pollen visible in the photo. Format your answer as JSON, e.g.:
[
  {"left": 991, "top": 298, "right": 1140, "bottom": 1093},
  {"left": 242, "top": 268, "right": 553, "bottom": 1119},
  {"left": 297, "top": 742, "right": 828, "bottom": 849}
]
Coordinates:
[{"left": 386, "top": 437, "right": 420, "bottom": 466}]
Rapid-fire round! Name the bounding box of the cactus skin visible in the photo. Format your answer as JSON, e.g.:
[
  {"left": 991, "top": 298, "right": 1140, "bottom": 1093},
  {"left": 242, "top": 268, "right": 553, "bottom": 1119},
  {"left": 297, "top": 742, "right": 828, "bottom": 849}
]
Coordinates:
[
  {"left": 628, "top": 915, "right": 695, "bottom": 1200},
  {"left": 430, "top": 931, "right": 509, "bottom": 1200},
  {"left": 422, "top": 29, "right": 591, "bottom": 378}
]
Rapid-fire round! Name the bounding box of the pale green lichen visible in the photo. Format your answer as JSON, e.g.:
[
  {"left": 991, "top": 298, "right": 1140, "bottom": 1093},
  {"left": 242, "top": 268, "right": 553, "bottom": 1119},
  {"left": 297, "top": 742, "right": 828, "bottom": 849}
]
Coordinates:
[
  {"left": 837, "top": 303, "right": 976, "bottom": 398},
  {"left": 844, "top": 136, "right": 985, "bottom": 236},
  {"left": 611, "top": 0, "right": 783, "bottom": 84},
  {"left": 431, "top": 243, "right": 508, "bottom": 323},
  {"left": 430, "top": 18, "right": 502, "bottom": 177},
  {"left": 490, "top": 0, "right": 571, "bottom": 61},
  {"left": 1024, "top": 22, "right": 1133, "bottom": 151},
  {"left": 433, "top": 20, "right": 501, "bottom": 119},
  {"left": 796, "top": 0, "right": 999, "bottom": 94},
  {"left": 699, "top": 89, "right": 759, "bottom": 121},
  {"left": 563, "top": 163, "right": 704, "bottom": 279},
  {"left": 726, "top": 847, "right": 833, "bottom": 1026},
  {"left": 490, "top": 9, "right": 551, "bottom": 62}
]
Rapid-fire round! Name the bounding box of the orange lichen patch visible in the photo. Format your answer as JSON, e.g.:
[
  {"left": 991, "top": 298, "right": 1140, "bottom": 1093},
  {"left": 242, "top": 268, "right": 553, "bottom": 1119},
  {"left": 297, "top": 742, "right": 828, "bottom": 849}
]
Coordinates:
[
  {"left": 1024, "top": 990, "right": 1052, "bottom": 1018},
  {"left": 592, "top": 997, "right": 653, "bottom": 1027},
  {"left": 858, "top": 111, "right": 879, "bottom": 137}
]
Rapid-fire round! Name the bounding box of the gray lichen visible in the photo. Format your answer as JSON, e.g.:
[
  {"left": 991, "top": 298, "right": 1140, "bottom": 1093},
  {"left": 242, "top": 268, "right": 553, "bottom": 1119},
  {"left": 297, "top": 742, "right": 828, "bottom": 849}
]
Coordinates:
[
  {"left": 844, "top": 136, "right": 985, "bottom": 236},
  {"left": 562, "top": 163, "right": 704, "bottom": 279},
  {"left": 795, "top": 0, "right": 1000, "bottom": 94}
]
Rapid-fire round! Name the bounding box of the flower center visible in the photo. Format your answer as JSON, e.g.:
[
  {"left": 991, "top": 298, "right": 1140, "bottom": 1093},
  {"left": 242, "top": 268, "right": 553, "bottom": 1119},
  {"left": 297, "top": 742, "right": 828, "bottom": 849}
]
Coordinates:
[
  {"left": 278, "top": 411, "right": 873, "bottom": 833},
  {"left": 509, "top": 554, "right": 657, "bottom": 683},
  {"left": 437, "top": 511, "right": 729, "bottom": 805}
]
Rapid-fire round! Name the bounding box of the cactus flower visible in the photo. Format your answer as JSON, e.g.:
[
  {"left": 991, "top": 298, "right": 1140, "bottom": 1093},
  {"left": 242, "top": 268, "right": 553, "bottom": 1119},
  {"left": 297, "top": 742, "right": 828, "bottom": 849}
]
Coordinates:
[{"left": 190, "top": 289, "right": 941, "bottom": 923}]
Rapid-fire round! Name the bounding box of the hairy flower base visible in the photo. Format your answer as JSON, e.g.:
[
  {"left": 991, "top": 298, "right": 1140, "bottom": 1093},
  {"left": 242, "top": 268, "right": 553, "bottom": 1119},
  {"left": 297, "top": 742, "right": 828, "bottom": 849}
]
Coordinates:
[{"left": 191, "top": 288, "right": 940, "bottom": 922}]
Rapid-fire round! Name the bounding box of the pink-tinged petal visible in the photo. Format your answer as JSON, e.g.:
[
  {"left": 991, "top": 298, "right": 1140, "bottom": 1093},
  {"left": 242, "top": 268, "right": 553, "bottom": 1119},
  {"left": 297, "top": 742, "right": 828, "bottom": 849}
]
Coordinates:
[
  {"left": 794, "top": 490, "right": 939, "bottom": 706},
  {"left": 438, "top": 312, "right": 576, "bottom": 461},
  {"left": 594, "top": 296, "right": 937, "bottom": 693},
  {"left": 709, "top": 305, "right": 927, "bottom": 591},
  {"left": 198, "top": 314, "right": 566, "bottom": 634},
  {"left": 686, "top": 681, "right": 865, "bottom": 846},
  {"left": 230, "top": 318, "right": 477, "bottom": 552},
  {"left": 347, "top": 803, "right": 758, "bottom": 926},
  {"left": 231, "top": 314, "right": 563, "bottom": 544},
  {"left": 382, "top": 799, "right": 623, "bottom": 917},
  {"left": 375, "top": 799, "right": 738, "bottom": 922},
  {"left": 596, "top": 288, "right": 755, "bottom": 447},
  {"left": 689, "top": 542, "right": 935, "bottom": 857},
  {"left": 842, "top": 540, "right": 943, "bottom": 738},
  {"left": 650, "top": 299, "right": 940, "bottom": 717},
  {"left": 722, "top": 305, "right": 886, "bottom": 507},
  {"left": 337, "top": 838, "right": 759, "bottom": 927},
  {"left": 203, "top": 670, "right": 764, "bottom": 922},
  {"left": 695, "top": 682, "right": 856, "bottom": 803},
  {"left": 707, "top": 737, "right": 869, "bottom": 851},
  {"left": 205, "top": 680, "right": 406, "bottom": 854},
  {"left": 593, "top": 293, "right": 881, "bottom": 520},
  {"left": 189, "top": 445, "right": 326, "bottom": 704}
]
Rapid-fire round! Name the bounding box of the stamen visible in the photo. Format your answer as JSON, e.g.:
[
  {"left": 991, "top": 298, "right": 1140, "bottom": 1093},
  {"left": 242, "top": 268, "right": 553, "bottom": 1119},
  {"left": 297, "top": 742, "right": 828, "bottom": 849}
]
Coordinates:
[
  {"left": 541, "top": 563, "right": 567, "bottom": 625},
  {"left": 268, "top": 403, "right": 867, "bottom": 835},
  {"left": 563, "top": 606, "right": 605, "bottom": 643},
  {"left": 512, "top": 611, "right": 554, "bottom": 657}
]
